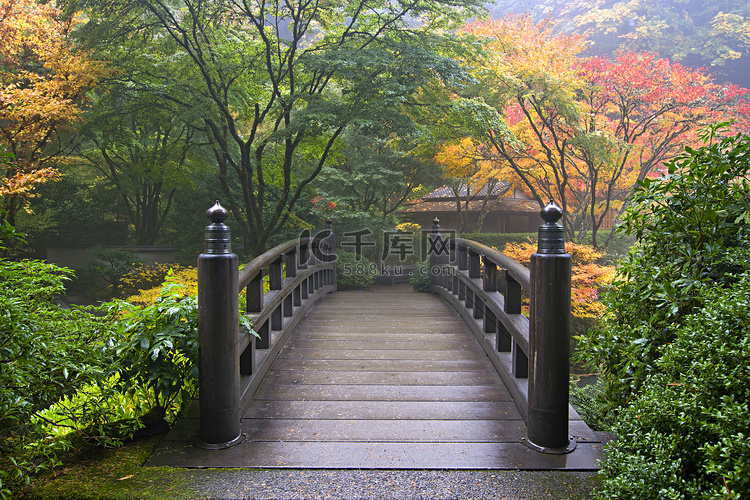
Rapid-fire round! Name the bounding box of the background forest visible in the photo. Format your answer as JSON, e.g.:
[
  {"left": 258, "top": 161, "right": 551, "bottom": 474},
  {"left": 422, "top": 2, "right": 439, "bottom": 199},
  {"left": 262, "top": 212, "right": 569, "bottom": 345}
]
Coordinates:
[
  {"left": 2, "top": 0, "right": 748, "bottom": 259},
  {"left": 1, "top": 0, "right": 750, "bottom": 498}
]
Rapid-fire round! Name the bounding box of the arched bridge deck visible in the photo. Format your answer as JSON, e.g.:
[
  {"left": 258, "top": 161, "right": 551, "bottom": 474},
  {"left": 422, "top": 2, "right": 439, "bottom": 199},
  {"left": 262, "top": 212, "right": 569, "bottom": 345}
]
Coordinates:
[{"left": 148, "top": 289, "right": 604, "bottom": 469}]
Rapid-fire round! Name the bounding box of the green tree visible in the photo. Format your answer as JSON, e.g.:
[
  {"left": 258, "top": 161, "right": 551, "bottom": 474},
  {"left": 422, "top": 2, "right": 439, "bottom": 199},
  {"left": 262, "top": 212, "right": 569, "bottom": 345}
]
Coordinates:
[
  {"left": 76, "top": 92, "right": 200, "bottom": 245},
  {"left": 316, "top": 129, "right": 440, "bottom": 221},
  {"left": 80, "top": 0, "right": 482, "bottom": 256},
  {"left": 68, "top": 14, "right": 213, "bottom": 247}
]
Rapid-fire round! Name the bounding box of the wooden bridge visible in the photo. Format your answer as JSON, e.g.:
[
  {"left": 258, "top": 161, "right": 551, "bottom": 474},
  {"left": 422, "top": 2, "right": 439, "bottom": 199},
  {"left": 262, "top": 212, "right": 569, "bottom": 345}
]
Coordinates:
[{"left": 147, "top": 204, "right": 605, "bottom": 469}]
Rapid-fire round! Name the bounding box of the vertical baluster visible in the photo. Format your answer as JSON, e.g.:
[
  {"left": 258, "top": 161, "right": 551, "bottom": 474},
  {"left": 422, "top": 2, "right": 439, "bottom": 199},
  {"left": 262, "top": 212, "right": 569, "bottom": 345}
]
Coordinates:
[
  {"left": 299, "top": 240, "right": 309, "bottom": 270},
  {"left": 473, "top": 298, "right": 483, "bottom": 320},
  {"left": 285, "top": 247, "right": 297, "bottom": 278},
  {"left": 284, "top": 249, "right": 294, "bottom": 314},
  {"left": 503, "top": 270, "right": 522, "bottom": 315},
  {"left": 246, "top": 270, "right": 264, "bottom": 313},
  {"left": 272, "top": 305, "right": 282, "bottom": 331},
  {"left": 496, "top": 321, "right": 511, "bottom": 352},
  {"left": 483, "top": 257, "right": 497, "bottom": 293},
  {"left": 468, "top": 249, "right": 480, "bottom": 279},
  {"left": 310, "top": 241, "right": 318, "bottom": 267},
  {"left": 269, "top": 255, "right": 284, "bottom": 331},
  {"left": 284, "top": 293, "right": 293, "bottom": 318},
  {"left": 240, "top": 343, "right": 253, "bottom": 375},
  {"left": 513, "top": 343, "right": 528, "bottom": 378},
  {"left": 484, "top": 307, "right": 496, "bottom": 335},
  {"left": 270, "top": 256, "right": 283, "bottom": 290},
  {"left": 458, "top": 244, "right": 468, "bottom": 271},
  {"left": 256, "top": 321, "right": 269, "bottom": 349}
]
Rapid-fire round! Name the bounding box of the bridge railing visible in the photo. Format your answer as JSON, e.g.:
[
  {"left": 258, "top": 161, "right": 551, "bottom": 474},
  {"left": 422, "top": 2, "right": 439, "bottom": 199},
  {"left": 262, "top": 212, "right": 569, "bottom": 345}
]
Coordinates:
[
  {"left": 429, "top": 202, "right": 574, "bottom": 453},
  {"left": 196, "top": 203, "right": 335, "bottom": 449}
]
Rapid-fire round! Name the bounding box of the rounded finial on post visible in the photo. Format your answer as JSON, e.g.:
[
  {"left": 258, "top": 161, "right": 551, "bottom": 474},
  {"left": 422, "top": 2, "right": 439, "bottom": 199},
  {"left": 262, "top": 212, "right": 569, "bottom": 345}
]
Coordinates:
[
  {"left": 540, "top": 200, "right": 563, "bottom": 224},
  {"left": 537, "top": 200, "right": 565, "bottom": 255},
  {"left": 206, "top": 200, "right": 229, "bottom": 224},
  {"left": 326, "top": 217, "right": 333, "bottom": 231},
  {"left": 204, "top": 201, "right": 231, "bottom": 254},
  {"left": 432, "top": 217, "right": 440, "bottom": 231}
]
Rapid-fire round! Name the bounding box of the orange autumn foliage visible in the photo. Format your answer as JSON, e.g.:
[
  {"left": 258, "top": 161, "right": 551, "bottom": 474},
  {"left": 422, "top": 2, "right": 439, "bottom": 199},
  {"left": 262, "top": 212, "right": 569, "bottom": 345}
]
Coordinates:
[
  {"left": 503, "top": 239, "right": 615, "bottom": 319},
  {"left": 455, "top": 15, "right": 749, "bottom": 248},
  {"left": 0, "top": 0, "right": 108, "bottom": 221}
]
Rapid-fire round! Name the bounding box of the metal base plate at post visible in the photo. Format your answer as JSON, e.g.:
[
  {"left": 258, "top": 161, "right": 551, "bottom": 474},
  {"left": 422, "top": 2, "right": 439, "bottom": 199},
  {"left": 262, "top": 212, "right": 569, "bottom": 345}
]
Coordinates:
[
  {"left": 196, "top": 432, "right": 246, "bottom": 451},
  {"left": 520, "top": 430, "right": 577, "bottom": 455}
]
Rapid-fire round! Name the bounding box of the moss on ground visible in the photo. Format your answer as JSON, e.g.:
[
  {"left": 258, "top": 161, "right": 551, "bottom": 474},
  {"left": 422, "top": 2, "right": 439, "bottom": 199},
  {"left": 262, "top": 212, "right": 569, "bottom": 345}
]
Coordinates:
[{"left": 24, "top": 437, "right": 204, "bottom": 500}]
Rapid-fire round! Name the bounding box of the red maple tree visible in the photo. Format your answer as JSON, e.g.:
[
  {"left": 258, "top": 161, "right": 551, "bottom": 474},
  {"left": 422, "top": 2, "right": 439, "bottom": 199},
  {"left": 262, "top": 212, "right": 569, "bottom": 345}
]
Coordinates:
[{"left": 454, "top": 16, "right": 750, "bottom": 247}]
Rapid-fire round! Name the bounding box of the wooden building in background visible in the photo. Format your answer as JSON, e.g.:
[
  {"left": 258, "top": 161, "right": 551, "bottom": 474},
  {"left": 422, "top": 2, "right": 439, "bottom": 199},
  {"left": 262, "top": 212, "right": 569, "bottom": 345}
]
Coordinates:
[{"left": 399, "top": 183, "right": 543, "bottom": 233}]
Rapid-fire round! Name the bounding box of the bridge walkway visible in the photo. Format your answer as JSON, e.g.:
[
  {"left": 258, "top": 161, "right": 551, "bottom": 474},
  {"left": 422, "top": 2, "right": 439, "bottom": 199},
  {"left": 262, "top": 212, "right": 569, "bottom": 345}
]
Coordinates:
[{"left": 148, "top": 289, "right": 604, "bottom": 469}]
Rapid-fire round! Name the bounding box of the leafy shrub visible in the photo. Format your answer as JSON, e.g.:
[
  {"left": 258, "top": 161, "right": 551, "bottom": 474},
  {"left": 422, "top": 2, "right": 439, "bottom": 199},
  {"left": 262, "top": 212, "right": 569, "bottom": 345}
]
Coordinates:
[
  {"left": 597, "top": 272, "right": 750, "bottom": 499},
  {"left": 115, "top": 270, "right": 254, "bottom": 424},
  {"left": 578, "top": 126, "right": 750, "bottom": 499},
  {"left": 410, "top": 262, "right": 431, "bottom": 292},
  {"left": 122, "top": 264, "right": 197, "bottom": 306},
  {"left": 0, "top": 259, "right": 119, "bottom": 497},
  {"left": 581, "top": 127, "right": 750, "bottom": 408},
  {"left": 0, "top": 258, "right": 232, "bottom": 498},
  {"left": 336, "top": 250, "right": 376, "bottom": 289},
  {"left": 569, "top": 380, "right": 611, "bottom": 432},
  {"left": 111, "top": 283, "right": 200, "bottom": 424},
  {"left": 84, "top": 246, "right": 145, "bottom": 290},
  {"left": 459, "top": 231, "right": 536, "bottom": 250}
]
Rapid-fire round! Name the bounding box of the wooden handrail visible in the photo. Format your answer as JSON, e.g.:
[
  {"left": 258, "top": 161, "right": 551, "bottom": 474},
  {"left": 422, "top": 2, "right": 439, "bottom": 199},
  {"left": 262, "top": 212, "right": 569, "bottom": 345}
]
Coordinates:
[
  {"left": 238, "top": 232, "right": 335, "bottom": 288},
  {"left": 237, "top": 231, "right": 336, "bottom": 411},
  {"left": 452, "top": 238, "right": 531, "bottom": 290},
  {"left": 432, "top": 236, "right": 532, "bottom": 420}
]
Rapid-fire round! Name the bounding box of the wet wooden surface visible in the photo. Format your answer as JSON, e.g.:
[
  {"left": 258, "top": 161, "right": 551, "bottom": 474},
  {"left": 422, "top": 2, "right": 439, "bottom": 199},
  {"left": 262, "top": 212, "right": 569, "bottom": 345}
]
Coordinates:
[{"left": 148, "top": 290, "right": 604, "bottom": 469}]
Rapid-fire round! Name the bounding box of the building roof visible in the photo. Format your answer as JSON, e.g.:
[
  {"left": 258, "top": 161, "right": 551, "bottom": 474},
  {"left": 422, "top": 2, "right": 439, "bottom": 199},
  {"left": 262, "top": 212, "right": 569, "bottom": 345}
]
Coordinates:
[
  {"left": 423, "top": 182, "right": 512, "bottom": 199},
  {"left": 400, "top": 183, "right": 540, "bottom": 214},
  {"left": 400, "top": 196, "right": 540, "bottom": 214}
]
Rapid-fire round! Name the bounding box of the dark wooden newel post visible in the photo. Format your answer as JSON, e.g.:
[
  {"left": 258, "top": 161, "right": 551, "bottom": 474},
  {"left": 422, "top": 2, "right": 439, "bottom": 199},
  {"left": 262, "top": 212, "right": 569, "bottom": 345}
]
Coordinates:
[
  {"left": 429, "top": 218, "right": 442, "bottom": 288},
  {"left": 327, "top": 218, "right": 337, "bottom": 289},
  {"left": 197, "top": 202, "right": 243, "bottom": 449},
  {"left": 526, "top": 201, "right": 574, "bottom": 452}
]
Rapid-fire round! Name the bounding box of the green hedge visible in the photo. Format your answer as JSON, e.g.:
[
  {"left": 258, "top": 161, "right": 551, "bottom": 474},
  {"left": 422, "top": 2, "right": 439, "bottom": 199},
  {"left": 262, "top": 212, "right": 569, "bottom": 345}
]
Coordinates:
[
  {"left": 458, "top": 232, "right": 536, "bottom": 250},
  {"left": 578, "top": 128, "right": 750, "bottom": 499}
]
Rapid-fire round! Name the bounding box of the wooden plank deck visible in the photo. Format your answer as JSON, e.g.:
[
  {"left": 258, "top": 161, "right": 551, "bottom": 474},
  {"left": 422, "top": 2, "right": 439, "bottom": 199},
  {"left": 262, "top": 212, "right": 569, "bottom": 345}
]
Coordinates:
[{"left": 148, "top": 290, "right": 604, "bottom": 469}]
